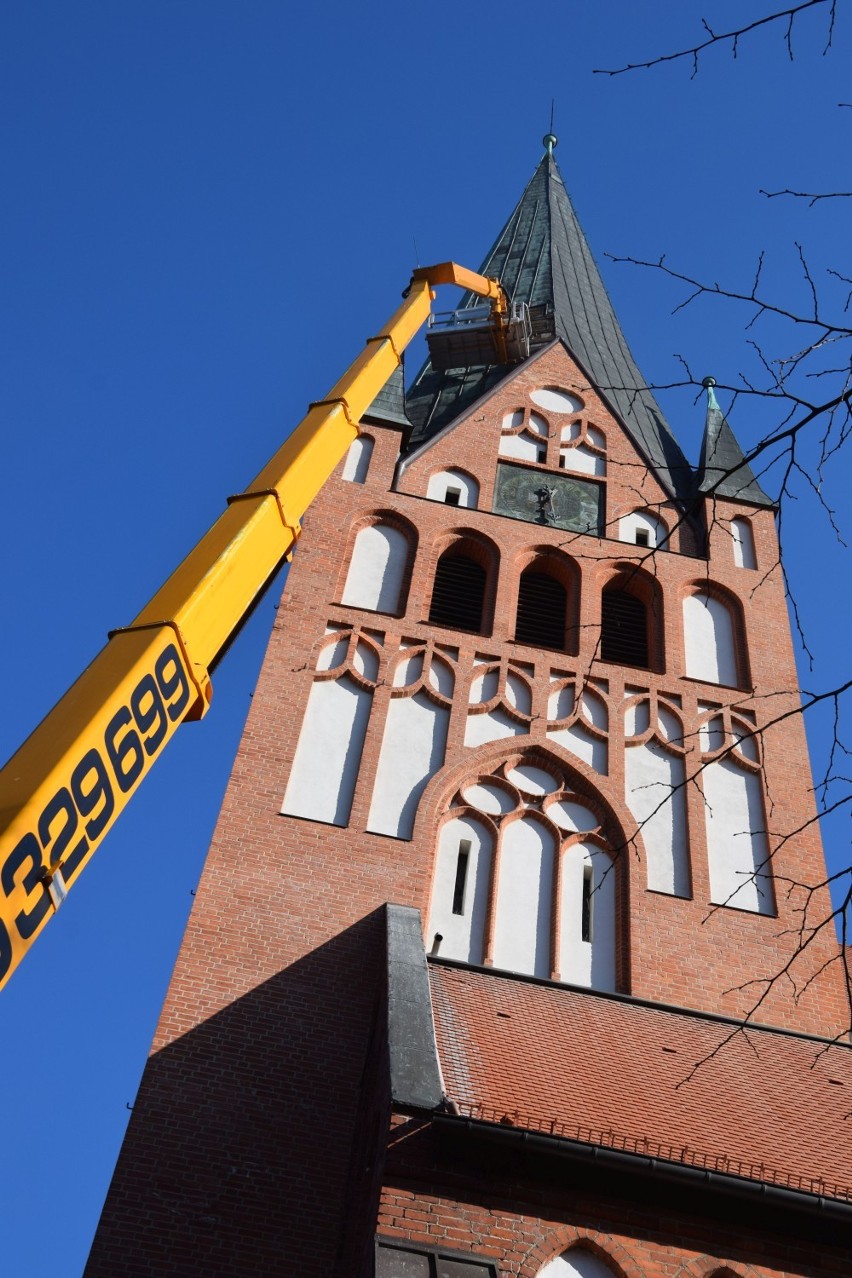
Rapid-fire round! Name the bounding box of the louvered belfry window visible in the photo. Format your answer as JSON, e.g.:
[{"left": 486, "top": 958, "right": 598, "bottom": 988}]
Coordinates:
[
  {"left": 429, "top": 551, "right": 487, "bottom": 633},
  {"left": 601, "top": 588, "right": 648, "bottom": 668},
  {"left": 515, "top": 569, "right": 567, "bottom": 650}
]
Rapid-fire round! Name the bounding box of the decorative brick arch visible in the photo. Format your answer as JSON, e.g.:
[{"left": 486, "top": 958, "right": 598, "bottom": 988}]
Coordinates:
[
  {"left": 520, "top": 1226, "right": 648, "bottom": 1278},
  {"left": 673, "top": 1258, "right": 762, "bottom": 1278}
]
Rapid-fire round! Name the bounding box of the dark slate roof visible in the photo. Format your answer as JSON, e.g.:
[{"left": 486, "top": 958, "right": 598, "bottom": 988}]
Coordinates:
[
  {"left": 364, "top": 363, "right": 410, "bottom": 428},
  {"left": 697, "top": 383, "right": 774, "bottom": 507},
  {"left": 404, "top": 151, "right": 694, "bottom": 502}
]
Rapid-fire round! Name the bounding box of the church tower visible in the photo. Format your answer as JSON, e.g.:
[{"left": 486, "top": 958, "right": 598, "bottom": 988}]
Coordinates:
[{"left": 87, "top": 143, "right": 852, "bottom": 1277}]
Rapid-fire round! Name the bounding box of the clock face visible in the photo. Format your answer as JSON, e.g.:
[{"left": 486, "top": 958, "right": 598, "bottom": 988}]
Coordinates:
[{"left": 493, "top": 462, "right": 604, "bottom": 535}]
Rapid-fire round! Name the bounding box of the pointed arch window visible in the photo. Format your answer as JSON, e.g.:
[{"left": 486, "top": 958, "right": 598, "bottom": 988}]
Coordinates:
[{"left": 516, "top": 570, "right": 567, "bottom": 649}]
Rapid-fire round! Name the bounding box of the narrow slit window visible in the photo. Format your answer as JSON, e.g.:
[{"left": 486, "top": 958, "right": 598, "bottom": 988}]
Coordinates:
[
  {"left": 635, "top": 528, "right": 650, "bottom": 547},
  {"left": 581, "top": 864, "right": 593, "bottom": 942},
  {"left": 445, "top": 486, "right": 461, "bottom": 506},
  {"left": 452, "top": 841, "right": 471, "bottom": 915}
]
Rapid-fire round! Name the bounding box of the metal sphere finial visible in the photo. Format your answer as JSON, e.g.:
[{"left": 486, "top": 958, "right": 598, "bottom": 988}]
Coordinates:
[
  {"left": 543, "top": 132, "right": 558, "bottom": 156},
  {"left": 701, "top": 376, "right": 717, "bottom": 388}
]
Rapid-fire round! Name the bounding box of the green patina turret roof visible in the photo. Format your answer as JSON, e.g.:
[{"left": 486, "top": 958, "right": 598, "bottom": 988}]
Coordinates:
[
  {"left": 696, "top": 381, "right": 774, "bottom": 507},
  {"left": 401, "top": 148, "right": 695, "bottom": 502}
]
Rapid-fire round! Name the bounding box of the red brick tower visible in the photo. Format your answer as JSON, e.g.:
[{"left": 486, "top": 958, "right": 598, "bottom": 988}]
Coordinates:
[{"left": 87, "top": 143, "right": 852, "bottom": 1278}]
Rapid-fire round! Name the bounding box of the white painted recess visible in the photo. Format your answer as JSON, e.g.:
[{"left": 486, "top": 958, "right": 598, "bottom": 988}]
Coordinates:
[
  {"left": 282, "top": 676, "right": 372, "bottom": 826},
  {"left": 703, "top": 755, "right": 772, "bottom": 914},
  {"left": 341, "top": 435, "right": 373, "bottom": 484},
  {"left": 341, "top": 523, "right": 409, "bottom": 614},
  {"left": 618, "top": 510, "right": 667, "bottom": 548},
  {"left": 530, "top": 387, "right": 584, "bottom": 414},
  {"left": 624, "top": 739, "right": 689, "bottom": 895},
  {"left": 492, "top": 818, "right": 555, "bottom": 978},
  {"left": 367, "top": 691, "right": 450, "bottom": 838},
  {"left": 426, "top": 469, "right": 479, "bottom": 508},
  {"left": 427, "top": 816, "right": 493, "bottom": 964},
  {"left": 539, "top": 1249, "right": 619, "bottom": 1278},
  {"left": 731, "top": 516, "right": 757, "bottom": 568},
  {"left": 558, "top": 843, "right": 616, "bottom": 990},
  {"left": 683, "top": 591, "right": 739, "bottom": 687}
]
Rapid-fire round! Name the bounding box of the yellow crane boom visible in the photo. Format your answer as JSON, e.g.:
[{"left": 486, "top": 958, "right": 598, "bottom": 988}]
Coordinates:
[{"left": 0, "top": 264, "right": 509, "bottom": 989}]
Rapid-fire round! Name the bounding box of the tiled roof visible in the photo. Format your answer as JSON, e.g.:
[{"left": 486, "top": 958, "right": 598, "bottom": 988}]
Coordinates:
[
  {"left": 405, "top": 152, "right": 694, "bottom": 502},
  {"left": 697, "top": 383, "right": 774, "bottom": 507},
  {"left": 429, "top": 963, "right": 852, "bottom": 1202}
]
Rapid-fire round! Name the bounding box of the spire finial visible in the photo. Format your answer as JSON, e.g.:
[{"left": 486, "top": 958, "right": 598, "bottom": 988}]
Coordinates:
[
  {"left": 543, "top": 100, "right": 557, "bottom": 156},
  {"left": 702, "top": 375, "right": 719, "bottom": 412}
]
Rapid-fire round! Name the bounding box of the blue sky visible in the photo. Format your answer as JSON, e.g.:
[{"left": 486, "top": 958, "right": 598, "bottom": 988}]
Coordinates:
[{"left": 1, "top": 3, "right": 850, "bottom": 1273}]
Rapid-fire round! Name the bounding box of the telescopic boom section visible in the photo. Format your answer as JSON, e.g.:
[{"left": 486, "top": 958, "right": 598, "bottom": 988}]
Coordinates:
[{"left": 0, "top": 264, "right": 506, "bottom": 988}]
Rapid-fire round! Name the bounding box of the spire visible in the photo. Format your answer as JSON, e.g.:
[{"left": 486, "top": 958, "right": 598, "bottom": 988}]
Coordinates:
[
  {"left": 404, "top": 147, "right": 695, "bottom": 501},
  {"left": 697, "top": 377, "right": 774, "bottom": 507}
]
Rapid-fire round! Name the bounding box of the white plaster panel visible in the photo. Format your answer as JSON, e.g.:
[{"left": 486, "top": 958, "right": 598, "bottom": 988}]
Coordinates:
[
  {"left": 700, "top": 716, "right": 726, "bottom": 753},
  {"left": 470, "top": 668, "right": 500, "bottom": 703},
  {"left": 657, "top": 704, "right": 683, "bottom": 744},
  {"left": 427, "top": 816, "right": 492, "bottom": 964},
  {"left": 539, "top": 1249, "right": 619, "bottom": 1278},
  {"left": 426, "top": 468, "right": 479, "bottom": 508},
  {"left": 341, "top": 435, "right": 373, "bottom": 483},
  {"left": 462, "top": 782, "right": 517, "bottom": 816},
  {"left": 353, "top": 640, "right": 379, "bottom": 682},
  {"left": 506, "top": 763, "right": 559, "bottom": 796},
  {"left": 317, "top": 634, "right": 349, "bottom": 672},
  {"left": 393, "top": 652, "right": 424, "bottom": 687},
  {"left": 502, "top": 409, "right": 524, "bottom": 430},
  {"left": 499, "top": 432, "right": 541, "bottom": 462},
  {"left": 492, "top": 818, "right": 555, "bottom": 978},
  {"left": 547, "top": 723, "right": 608, "bottom": 774},
  {"left": 282, "top": 675, "right": 372, "bottom": 826},
  {"left": 527, "top": 410, "right": 548, "bottom": 436},
  {"left": 624, "top": 699, "right": 651, "bottom": 738},
  {"left": 341, "top": 523, "right": 409, "bottom": 614},
  {"left": 703, "top": 756, "right": 772, "bottom": 913},
  {"left": 560, "top": 443, "right": 605, "bottom": 476},
  {"left": 530, "top": 387, "right": 584, "bottom": 414},
  {"left": 585, "top": 425, "right": 606, "bottom": 450},
  {"left": 505, "top": 672, "right": 532, "bottom": 715},
  {"left": 367, "top": 691, "right": 450, "bottom": 839},
  {"left": 547, "top": 684, "right": 575, "bottom": 720},
  {"left": 558, "top": 843, "right": 616, "bottom": 991},
  {"left": 560, "top": 421, "right": 581, "bottom": 442},
  {"left": 731, "top": 517, "right": 757, "bottom": 569},
  {"left": 545, "top": 800, "right": 597, "bottom": 832},
  {"left": 464, "top": 707, "right": 524, "bottom": 747},
  {"left": 683, "top": 592, "right": 739, "bottom": 687},
  {"left": 581, "top": 690, "right": 608, "bottom": 731},
  {"left": 428, "top": 656, "right": 455, "bottom": 697},
  {"left": 618, "top": 510, "right": 667, "bottom": 547},
  {"left": 625, "top": 740, "right": 689, "bottom": 895}
]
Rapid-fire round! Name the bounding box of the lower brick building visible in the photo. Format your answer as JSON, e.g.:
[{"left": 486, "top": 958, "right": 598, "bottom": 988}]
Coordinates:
[{"left": 87, "top": 140, "right": 852, "bottom": 1277}]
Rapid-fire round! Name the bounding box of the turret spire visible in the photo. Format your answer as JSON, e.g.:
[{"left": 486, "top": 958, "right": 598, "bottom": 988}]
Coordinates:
[{"left": 697, "top": 377, "right": 774, "bottom": 507}]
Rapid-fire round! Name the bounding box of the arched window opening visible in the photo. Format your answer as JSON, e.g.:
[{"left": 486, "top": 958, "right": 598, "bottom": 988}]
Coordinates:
[
  {"left": 601, "top": 588, "right": 648, "bottom": 668},
  {"left": 426, "top": 468, "right": 479, "bottom": 509},
  {"left": 429, "top": 550, "right": 487, "bottom": 633},
  {"left": 516, "top": 569, "right": 568, "bottom": 650}
]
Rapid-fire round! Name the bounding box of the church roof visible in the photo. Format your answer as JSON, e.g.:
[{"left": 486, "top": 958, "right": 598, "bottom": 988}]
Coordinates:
[
  {"left": 403, "top": 148, "right": 694, "bottom": 502},
  {"left": 697, "top": 381, "right": 775, "bottom": 507},
  {"left": 429, "top": 962, "right": 852, "bottom": 1204}
]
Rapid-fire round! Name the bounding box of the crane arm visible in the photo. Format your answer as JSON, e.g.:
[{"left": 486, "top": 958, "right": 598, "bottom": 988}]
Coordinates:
[{"left": 0, "top": 263, "right": 506, "bottom": 988}]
